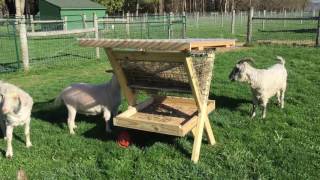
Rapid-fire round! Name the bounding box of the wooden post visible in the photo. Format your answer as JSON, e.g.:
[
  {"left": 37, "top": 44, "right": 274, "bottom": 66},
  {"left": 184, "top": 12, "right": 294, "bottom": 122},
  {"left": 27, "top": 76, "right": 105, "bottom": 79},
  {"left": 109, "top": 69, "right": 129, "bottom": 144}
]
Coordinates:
[
  {"left": 300, "top": 11, "right": 303, "bottom": 24},
  {"left": 240, "top": 11, "right": 243, "bottom": 24},
  {"left": 214, "top": 12, "right": 217, "bottom": 23},
  {"left": 182, "top": 11, "right": 186, "bottom": 38},
  {"left": 30, "top": 15, "right": 35, "bottom": 33},
  {"left": 20, "top": 16, "right": 29, "bottom": 71},
  {"left": 196, "top": 11, "right": 199, "bottom": 28},
  {"left": 168, "top": 12, "right": 172, "bottom": 39},
  {"left": 246, "top": 7, "right": 254, "bottom": 45},
  {"left": 82, "top": 14, "right": 87, "bottom": 29},
  {"left": 221, "top": 12, "right": 224, "bottom": 27},
  {"left": 283, "top": 9, "right": 287, "bottom": 27},
  {"left": 231, "top": 9, "right": 235, "bottom": 34},
  {"left": 104, "top": 14, "right": 108, "bottom": 30},
  {"left": 262, "top": 10, "right": 266, "bottom": 30},
  {"left": 126, "top": 12, "right": 130, "bottom": 38},
  {"left": 93, "top": 13, "right": 100, "bottom": 59},
  {"left": 313, "top": 9, "right": 316, "bottom": 24},
  {"left": 63, "top": 16, "right": 67, "bottom": 31},
  {"left": 316, "top": 11, "right": 320, "bottom": 47}
]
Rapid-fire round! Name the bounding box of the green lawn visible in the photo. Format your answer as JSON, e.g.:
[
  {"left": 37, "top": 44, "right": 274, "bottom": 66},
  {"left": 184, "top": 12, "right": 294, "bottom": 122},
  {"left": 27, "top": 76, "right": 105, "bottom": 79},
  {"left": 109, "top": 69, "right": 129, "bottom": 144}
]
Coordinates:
[{"left": 0, "top": 45, "right": 319, "bottom": 179}]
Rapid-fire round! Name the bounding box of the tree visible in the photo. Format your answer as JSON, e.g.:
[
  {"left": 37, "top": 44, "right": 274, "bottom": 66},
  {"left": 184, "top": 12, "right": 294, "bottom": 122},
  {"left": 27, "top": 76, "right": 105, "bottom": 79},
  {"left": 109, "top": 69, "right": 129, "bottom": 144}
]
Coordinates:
[
  {"left": 0, "top": 0, "right": 6, "bottom": 16},
  {"left": 94, "top": 0, "right": 125, "bottom": 13}
]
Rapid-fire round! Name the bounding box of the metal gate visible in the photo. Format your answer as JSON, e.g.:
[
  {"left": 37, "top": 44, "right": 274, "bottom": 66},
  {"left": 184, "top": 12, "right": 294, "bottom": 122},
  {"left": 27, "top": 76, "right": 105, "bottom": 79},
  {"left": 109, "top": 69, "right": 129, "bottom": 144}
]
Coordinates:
[{"left": 0, "top": 19, "right": 20, "bottom": 72}]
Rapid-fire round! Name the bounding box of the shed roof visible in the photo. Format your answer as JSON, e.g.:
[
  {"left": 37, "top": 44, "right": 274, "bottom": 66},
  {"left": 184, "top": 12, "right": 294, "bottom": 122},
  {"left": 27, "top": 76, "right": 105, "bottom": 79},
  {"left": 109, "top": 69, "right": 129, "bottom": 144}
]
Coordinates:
[{"left": 45, "top": 0, "right": 106, "bottom": 9}]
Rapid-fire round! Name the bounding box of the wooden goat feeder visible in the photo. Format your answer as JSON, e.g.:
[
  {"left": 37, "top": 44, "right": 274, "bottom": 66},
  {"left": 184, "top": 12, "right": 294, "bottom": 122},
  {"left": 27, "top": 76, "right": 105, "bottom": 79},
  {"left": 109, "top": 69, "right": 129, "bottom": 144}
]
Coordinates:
[{"left": 78, "top": 38, "right": 235, "bottom": 163}]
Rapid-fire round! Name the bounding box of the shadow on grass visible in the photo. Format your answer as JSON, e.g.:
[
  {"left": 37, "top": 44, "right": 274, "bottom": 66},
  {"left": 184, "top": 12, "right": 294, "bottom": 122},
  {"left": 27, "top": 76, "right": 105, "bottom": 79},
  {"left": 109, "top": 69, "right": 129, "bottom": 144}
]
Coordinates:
[
  {"left": 210, "top": 94, "right": 251, "bottom": 111},
  {"left": 124, "top": 129, "right": 191, "bottom": 158},
  {"left": 31, "top": 100, "right": 202, "bottom": 158},
  {"left": 32, "top": 99, "right": 67, "bottom": 130}
]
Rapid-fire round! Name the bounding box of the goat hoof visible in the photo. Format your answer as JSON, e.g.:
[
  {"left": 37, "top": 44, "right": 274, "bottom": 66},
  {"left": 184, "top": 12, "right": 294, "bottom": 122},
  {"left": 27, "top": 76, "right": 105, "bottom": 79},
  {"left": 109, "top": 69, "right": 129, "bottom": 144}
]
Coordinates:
[
  {"left": 70, "top": 131, "right": 75, "bottom": 135},
  {"left": 6, "top": 153, "right": 13, "bottom": 159},
  {"left": 26, "top": 142, "right": 32, "bottom": 148}
]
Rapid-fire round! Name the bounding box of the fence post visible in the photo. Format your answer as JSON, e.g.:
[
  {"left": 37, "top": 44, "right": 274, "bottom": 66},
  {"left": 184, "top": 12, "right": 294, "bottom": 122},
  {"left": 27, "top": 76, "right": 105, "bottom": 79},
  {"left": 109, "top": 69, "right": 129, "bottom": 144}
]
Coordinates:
[
  {"left": 30, "top": 15, "right": 35, "bottom": 33},
  {"left": 231, "top": 9, "right": 235, "bottom": 34},
  {"left": 313, "top": 9, "right": 316, "bottom": 24},
  {"left": 300, "top": 11, "right": 303, "bottom": 24},
  {"left": 283, "top": 9, "right": 287, "bottom": 27},
  {"left": 316, "top": 11, "right": 320, "bottom": 47},
  {"left": 214, "top": 12, "right": 217, "bottom": 23},
  {"left": 221, "top": 12, "right": 224, "bottom": 27},
  {"left": 93, "top": 13, "right": 100, "bottom": 59},
  {"left": 168, "top": 12, "right": 172, "bottom": 39},
  {"left": 20, "top": 16, "right": 30, "bottom": 71},
  {"left": 63, "top": 16, "right": 67, "bottom": 31},
  {"left": 182, "top": 11, "right": 186, "bottom": 38},
  {"left": 82, "top": 14, "right": 87, "bottom": 29},
  {"left": 262, "top": 10, "right": 266, "bottom": 30},
  {"left": 240, "top": 11, "right": 243, "bottom": 24},
  {"left": 126, "top": 12, "right": 130, "bottom": 37},
  {"left": 196, "top": 11, "right": 199, "bottom": 28},
  {"left": 246, "top": 7, "right": 254, "bottom": 45}
]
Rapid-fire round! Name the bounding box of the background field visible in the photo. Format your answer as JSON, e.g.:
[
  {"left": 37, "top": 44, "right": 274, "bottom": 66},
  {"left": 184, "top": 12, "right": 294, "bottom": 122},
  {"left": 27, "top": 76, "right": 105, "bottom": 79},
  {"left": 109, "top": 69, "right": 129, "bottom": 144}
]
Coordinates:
[{"left": 0, "top": 45, "right": 319, "bottom": 179}]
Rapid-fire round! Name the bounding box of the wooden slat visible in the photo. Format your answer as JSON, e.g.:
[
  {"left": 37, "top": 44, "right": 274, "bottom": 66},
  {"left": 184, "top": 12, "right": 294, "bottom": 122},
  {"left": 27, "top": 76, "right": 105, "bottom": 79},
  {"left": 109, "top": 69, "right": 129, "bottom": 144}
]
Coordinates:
[
  {"left": 112, "top": 50, "right": 187, "bottom": 62},
  {"left": 114, "top": 116, "right": 182, "bottom": 136}
]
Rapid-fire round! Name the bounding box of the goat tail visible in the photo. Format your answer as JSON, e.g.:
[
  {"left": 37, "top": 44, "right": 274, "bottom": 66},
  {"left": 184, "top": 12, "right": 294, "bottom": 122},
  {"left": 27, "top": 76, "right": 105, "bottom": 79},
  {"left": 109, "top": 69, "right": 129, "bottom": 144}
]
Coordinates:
[{"left": 276, "top": 56, "right": 285, "bottom": 65}]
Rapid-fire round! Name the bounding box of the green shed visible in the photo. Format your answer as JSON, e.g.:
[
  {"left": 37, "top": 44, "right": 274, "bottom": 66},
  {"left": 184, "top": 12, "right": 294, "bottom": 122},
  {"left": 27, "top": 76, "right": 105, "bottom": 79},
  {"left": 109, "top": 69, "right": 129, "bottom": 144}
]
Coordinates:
[{"left": 39, "top": 0, "right": 106, "bottom": 30}]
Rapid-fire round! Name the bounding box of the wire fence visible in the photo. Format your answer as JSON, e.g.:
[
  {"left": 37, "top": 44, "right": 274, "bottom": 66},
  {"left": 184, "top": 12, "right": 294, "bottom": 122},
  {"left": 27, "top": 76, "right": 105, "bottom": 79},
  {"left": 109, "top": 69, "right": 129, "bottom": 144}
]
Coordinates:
[
  {"left": 0, "top": 11, "right": 319, "bottom": 73},
  {"left": 0, "top": 20, "right": 20, "bottom": 72}
]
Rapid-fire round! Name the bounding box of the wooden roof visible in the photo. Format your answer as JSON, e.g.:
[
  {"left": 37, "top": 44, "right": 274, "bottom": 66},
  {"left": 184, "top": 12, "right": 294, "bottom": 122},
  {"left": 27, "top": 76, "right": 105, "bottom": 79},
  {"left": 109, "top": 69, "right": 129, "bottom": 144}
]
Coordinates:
[{"left": 78, "top": 38, "right": 236, "bottom": 51}]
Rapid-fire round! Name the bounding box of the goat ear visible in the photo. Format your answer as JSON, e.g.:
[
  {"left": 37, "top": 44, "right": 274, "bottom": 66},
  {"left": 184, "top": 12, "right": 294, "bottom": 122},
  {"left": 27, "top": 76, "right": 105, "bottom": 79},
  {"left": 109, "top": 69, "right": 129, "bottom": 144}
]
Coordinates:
[{"left": 237, "top": 57, "right": 254, "bottom": 65}]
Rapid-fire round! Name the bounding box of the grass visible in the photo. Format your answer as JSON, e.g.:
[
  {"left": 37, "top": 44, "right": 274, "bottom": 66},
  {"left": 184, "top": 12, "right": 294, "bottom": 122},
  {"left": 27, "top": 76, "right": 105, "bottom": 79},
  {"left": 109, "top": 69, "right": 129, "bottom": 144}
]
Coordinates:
[{"left": 0, "top": 45, "right": 319, "bottom": 179}]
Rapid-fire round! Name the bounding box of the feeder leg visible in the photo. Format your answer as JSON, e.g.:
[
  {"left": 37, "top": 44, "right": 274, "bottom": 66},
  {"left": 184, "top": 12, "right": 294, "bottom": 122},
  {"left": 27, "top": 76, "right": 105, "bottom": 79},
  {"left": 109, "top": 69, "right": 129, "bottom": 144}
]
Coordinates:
[
  {"left": 204, "top": 117, "right": 216, "bottom": 145},
  {"left": 191, "top": 113, "right": 207, "bottom": 163},
  {"left": 191, "top": 117, "right": 215, "bottom": 145}
]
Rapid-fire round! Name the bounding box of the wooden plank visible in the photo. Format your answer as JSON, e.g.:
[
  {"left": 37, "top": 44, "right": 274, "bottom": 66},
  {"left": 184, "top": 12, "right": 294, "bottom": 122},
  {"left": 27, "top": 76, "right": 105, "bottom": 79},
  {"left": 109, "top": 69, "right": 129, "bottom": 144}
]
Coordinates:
[
  {"left": 112, "top": 50, "right": 187, "bottom": 63},
  {"left": 27, "top": 28, "right": 95, "bottom": 37},
  {"left": 31, "top": 20, "right": 64, "bottom": 24},
  {"left": 191, "top": 40, "right": 235, "bottom": 49},
  {"left": 114, "top": 116, "right": 182, "bottom": 136},
  {"left": 105, "top": 48, "right": 136, "bottom": 106}
]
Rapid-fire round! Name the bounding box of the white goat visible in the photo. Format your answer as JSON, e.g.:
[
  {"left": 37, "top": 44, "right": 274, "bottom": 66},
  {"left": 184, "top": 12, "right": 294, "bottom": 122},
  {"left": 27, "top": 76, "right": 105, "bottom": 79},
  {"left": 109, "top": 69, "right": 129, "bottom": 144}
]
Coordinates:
[
  {"left": 55, "top": 75, "right": 121, "bottom": 134},
  {"left": 0, "top": 81, "right": 33, "bottom": 158},
  {"left": 229, "top": 56, "right": 287, "bottom": 118}
]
